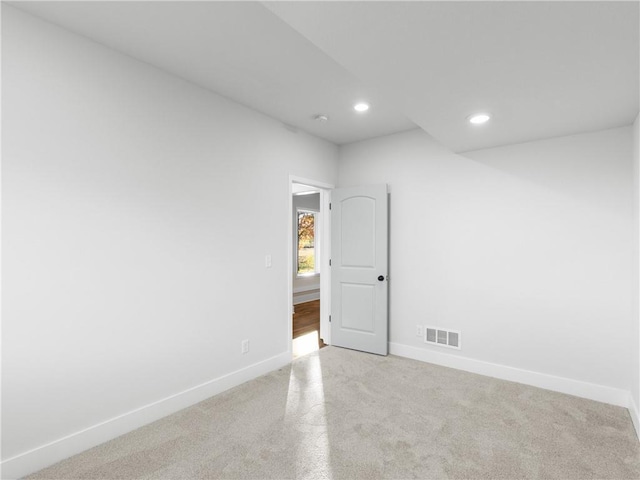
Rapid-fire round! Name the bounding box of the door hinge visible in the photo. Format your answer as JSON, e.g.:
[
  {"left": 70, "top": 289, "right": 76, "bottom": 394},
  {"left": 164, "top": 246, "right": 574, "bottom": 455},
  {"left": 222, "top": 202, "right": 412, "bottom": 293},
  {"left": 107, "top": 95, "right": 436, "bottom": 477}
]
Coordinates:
[
  {"left": 329, "top": 259, "right": 331, "bottom": 266},
  {"left": 329, "top": 315, "right": 331, "bottom": 323},
  {"left": 329, "top": 203, "right": 332, "bottom": 210}
]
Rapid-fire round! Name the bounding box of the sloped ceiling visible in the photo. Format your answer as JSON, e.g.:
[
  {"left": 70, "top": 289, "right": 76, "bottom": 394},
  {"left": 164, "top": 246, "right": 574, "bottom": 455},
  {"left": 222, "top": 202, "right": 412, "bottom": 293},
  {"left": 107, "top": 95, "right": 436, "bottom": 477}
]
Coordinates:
[
  {"left": 266, "top": 1, "right": 640, "bottom": 152},
  {"left": 9, "top": 1, "right": 415, "bottom": 145},
  {"left": 9, "top": 1, "right": 640, "bottom": 152}
]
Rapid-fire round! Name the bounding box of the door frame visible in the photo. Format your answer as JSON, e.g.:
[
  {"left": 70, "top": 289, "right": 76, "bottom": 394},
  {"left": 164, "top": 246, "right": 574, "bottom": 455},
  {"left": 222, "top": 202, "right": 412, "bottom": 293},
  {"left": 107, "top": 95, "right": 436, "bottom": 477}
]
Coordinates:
[{"left": 288, "top": 175, "right": 334, "bottom": 358}]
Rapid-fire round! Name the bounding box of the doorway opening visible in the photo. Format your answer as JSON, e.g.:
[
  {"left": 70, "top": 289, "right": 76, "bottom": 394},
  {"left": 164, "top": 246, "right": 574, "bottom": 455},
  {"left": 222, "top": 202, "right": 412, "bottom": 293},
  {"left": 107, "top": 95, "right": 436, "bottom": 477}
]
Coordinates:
[{"left": 288, "top": 177, "right": 333, "bottom": 358}]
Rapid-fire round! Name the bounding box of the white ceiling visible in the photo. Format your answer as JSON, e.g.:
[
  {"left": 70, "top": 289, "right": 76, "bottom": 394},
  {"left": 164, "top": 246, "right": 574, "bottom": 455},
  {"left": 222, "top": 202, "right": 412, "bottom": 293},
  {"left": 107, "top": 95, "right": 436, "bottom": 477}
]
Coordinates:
[
  {"left": 10, "top": 1, "right": 640, "bottom": 152},
  {"left": 266, "top": 1, "right": 640, "bottom": 152},
  {"left": 10, "top": 1, "right": 415, "bottom": 145}
]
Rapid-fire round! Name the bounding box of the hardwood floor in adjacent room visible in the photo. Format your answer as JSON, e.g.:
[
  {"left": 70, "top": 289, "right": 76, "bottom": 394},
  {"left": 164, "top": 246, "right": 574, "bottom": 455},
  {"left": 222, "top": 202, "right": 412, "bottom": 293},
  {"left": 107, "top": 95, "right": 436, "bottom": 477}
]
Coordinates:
[{"left": 293, "top": 299, "right": 326, "bottom": 358}]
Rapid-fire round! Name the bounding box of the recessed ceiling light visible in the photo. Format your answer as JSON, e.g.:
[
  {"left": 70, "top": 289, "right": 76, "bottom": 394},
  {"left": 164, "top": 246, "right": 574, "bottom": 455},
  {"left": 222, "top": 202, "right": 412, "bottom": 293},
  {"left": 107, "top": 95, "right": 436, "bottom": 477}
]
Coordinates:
[
  {"left": 468, "top": 113, "right": 491, "bottom": 125},
  {"left": 354, "top": 103, "right": 370, "bottom": 113}
]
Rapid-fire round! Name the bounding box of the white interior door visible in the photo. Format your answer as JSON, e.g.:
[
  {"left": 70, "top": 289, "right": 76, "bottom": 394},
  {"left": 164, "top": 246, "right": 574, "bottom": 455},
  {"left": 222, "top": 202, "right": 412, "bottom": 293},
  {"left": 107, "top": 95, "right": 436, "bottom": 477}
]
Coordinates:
[{"left": 331, "top": 185, "right": 388, "bottom": 355}]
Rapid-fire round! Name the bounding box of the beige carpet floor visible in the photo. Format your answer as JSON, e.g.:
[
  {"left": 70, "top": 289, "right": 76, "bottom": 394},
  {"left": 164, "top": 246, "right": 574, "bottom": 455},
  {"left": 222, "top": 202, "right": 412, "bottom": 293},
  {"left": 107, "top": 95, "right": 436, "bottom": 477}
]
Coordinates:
[{"left": 27, "top": 346, "right": 640, "bottom": 479}]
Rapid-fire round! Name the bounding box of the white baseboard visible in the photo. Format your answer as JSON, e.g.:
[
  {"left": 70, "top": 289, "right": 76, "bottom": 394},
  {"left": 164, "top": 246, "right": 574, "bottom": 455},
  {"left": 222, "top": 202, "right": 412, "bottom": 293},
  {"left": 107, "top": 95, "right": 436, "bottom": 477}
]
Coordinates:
[
  {"left": 0, "top": 352, "right": 291, "bottom": 480},
  {"left": 292, "top": 284, "right": 320, "bottom": 305},
  {"left": 293, "top": 290, "right": 320, "bottom": 305},
  {"left": 629, "top": 393, "right": 640, "bottom": 441},
  {"left": 389, "top": 342, "right": 629, "bottom": 408},
  {"left": 292, "top": 284, "right": 320, "bottom": 294}
]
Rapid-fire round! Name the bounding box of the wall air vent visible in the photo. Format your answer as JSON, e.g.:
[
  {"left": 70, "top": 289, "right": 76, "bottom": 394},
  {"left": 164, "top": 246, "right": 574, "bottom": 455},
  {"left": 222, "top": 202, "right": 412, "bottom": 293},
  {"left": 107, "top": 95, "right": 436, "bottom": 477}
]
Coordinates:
[{"left": 425, "top": 326, "right": 461, "bottom": 350}]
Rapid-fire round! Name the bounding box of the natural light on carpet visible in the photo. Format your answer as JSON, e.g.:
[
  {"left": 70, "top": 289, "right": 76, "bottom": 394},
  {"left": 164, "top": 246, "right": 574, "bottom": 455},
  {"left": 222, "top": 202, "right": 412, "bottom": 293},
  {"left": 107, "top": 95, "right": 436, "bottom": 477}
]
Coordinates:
[
  {"left": 292, "top": 330, "right": 320, "bottom": 358},
  {"left": 285, "top": 353, "right": 332, "bottom": 477}
]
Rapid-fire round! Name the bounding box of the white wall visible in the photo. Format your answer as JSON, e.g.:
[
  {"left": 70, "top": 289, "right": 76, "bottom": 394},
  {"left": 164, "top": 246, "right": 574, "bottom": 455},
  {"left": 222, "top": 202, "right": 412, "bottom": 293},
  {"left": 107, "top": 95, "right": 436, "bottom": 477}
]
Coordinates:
[
  {"left": 292, "top": 193, "right": 320, "bottom": 304},
  {"left": 339, "top": 127, "right": 634, "bottom": 400},
  {"left": 1, "top": 6, "right": 338, "bottom": 475},
  {"left": 632, "top": 113, "right": 640, "bottom": 434}
]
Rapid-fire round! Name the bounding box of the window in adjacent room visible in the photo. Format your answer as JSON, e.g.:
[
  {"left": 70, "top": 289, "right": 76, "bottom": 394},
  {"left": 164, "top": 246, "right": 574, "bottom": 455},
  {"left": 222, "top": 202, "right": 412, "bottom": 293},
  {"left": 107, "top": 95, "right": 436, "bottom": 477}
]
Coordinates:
[{"left": 297, "top": 210, "right": 319, "bottom": 275}]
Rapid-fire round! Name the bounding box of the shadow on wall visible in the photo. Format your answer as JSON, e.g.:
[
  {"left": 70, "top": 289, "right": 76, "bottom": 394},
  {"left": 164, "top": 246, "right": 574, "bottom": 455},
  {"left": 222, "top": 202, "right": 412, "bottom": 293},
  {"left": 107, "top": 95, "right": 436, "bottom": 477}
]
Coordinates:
[{"left": 459, "top": 127, "right": 633, "bottom": 215}]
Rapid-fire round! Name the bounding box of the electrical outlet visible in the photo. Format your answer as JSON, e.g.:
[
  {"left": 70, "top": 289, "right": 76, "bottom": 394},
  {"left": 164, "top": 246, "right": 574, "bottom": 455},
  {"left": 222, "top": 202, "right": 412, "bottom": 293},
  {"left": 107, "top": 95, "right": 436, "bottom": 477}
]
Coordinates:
[
  {"left": 416, "top": 325, "right": 423, "bottom": 337},
  {"left": 241, "top": 339, "right": 250, "bottom": 354},
  {"left": 265, "top": 255, "right": 272, "bottom": 268}
]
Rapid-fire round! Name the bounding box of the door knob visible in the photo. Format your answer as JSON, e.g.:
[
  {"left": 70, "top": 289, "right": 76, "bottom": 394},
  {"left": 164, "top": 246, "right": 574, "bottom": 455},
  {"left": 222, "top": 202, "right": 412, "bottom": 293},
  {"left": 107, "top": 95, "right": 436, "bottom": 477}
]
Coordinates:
[{"left": 378, "top": 275, "right": 385, "bottom": 282}]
